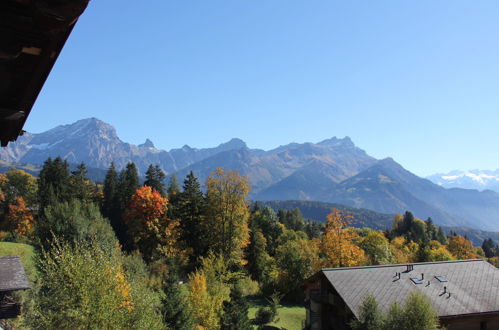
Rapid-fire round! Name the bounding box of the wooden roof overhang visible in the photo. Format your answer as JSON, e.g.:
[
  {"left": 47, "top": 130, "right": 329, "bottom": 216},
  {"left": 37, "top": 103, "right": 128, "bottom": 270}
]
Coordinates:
[{"left": 0, "top": 0, "right": 89, "bottom": 147}]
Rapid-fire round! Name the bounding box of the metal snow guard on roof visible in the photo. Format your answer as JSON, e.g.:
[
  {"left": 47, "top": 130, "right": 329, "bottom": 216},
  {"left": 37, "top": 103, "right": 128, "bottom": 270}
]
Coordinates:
[{"left": 320, "top": 259, "right": 499, "bottom": 319}]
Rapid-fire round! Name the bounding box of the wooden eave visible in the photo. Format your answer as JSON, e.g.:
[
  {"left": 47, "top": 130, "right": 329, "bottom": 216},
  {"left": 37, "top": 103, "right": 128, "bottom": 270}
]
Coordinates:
[{"left": 0, "top": 0, "right": 89, "bottom": 147}]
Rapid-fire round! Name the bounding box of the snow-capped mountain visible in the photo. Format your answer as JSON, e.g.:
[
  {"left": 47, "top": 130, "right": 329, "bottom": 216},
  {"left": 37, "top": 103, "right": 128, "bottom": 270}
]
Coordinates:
[{"left": 427, "top": 170, "right": 499, "bottom": 192}]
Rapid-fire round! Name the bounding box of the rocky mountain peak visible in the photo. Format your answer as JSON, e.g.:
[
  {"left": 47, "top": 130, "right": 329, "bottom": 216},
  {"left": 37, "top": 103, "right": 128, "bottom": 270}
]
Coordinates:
[
  {"left": 217, "top": 138, "right": 247, "bottom": 151},
  {"left": 139, "top": 139, "right": 155, "bottom": 149}
]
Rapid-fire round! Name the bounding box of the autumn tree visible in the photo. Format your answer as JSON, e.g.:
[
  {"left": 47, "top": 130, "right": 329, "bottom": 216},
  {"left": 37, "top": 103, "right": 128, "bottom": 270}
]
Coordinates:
[
  {"left": 320, "top": 208, "right": 366, "bottom": 268},
  {"left": 187, "top": 253, "right": 232, "bottom": 330},
  {"left": 448, "top": 235, "right": 478, "bottom": 260},
  {"left": 205, "top": 168, "right": 251, "bottom": 266},
  {"left": 5, "top": 197, "right": 35, "bottom": 238},
  {"left": 123, "top": 186, "right": 181, "bottom": 262},
  {"left": 418, "top": 240, "right": 454, "bottom": 262},
  {"left": 390, "top": 236, "right": 419, "bottom": 264},
  {"left": 188, "top": 271, "right": 221, "bottom": 330},
  {"left": 2, "top": 168, "right": 38, "bottom": 207}
]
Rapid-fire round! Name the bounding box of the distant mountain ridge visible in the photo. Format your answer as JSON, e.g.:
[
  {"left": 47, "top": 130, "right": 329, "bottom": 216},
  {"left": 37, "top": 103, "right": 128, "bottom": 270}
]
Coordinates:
[
  {"left": 3, "top": 118, "right": 499, "bottom": 231},
  {"left": 427, "top": 169, "right": 499, "bottom": 192}
]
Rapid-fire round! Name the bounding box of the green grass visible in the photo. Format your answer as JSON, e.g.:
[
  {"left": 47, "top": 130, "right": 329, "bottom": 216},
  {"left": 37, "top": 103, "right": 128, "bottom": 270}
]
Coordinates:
[
  {"left": 247, "top": 296, "right": 305, "bottom": 330},
  {"left": 0, "top": 241, "right": 36, "bottom": 279}
]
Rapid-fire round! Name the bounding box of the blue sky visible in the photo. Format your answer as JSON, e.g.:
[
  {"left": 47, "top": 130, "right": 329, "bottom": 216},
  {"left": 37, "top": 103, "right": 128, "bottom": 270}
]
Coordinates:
[{"left": 25, "top": 1, "right": 499, "bottom": 177}]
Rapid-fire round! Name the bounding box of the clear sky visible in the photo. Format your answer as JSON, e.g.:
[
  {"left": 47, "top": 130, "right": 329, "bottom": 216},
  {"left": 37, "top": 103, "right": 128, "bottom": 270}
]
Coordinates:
[{"left": 25, "top": 1, "right": 499, "bottom": 177}]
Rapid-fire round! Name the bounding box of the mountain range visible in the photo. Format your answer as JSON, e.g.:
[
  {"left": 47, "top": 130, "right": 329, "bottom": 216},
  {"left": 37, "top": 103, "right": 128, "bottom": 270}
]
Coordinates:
[
  {"left": 2, "top": 118, "right": 499, "bottom": 231},
  {"left": 427, "top": 170, "right": 499, "bottom": 192}
]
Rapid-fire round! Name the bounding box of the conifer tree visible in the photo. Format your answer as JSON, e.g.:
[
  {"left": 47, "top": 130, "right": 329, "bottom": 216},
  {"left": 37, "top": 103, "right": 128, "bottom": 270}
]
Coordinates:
[
  {"left": 38, "top": 157, "right": 71, "bottom": 213},
  {"left": 166, "top": 174, "right": 181, "bottom": 220},
  {"left": 113, "top": 162, "right": 139, "bottom": 250},
  {"left": 144, "top": 164, "right": 166, "bottom": 196},
  {"left": 103, "top": 162, "right": 118, "bottom": 219},
  {"left": 162, "top": 263, "right": 193, "bottom": 330},
  {"left": 118, "top": 162, "right": 140, "bottom": 212},
  {"left": 167, "top": 174, "right": 180, "bottom": 197},
  {"left": 71, "top": 162, "right": 94, "bottom": 202},
  {"left": 220, "top": 285, "right": 251, "bottom": 330},
  {"left": 178, "top": 171, "right": 207, "bottom": 266}
]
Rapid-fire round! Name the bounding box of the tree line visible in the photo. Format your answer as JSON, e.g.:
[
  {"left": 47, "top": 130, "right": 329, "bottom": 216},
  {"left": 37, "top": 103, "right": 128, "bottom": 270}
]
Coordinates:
[{"left": 0, "top": 156, "right": 498, "bottom": 329}]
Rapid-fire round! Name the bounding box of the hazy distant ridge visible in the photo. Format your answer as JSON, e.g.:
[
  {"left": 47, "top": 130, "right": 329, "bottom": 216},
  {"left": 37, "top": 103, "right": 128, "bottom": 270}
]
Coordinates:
[{"left": 3, "top": 118, "right": 499, "bottom": 231}]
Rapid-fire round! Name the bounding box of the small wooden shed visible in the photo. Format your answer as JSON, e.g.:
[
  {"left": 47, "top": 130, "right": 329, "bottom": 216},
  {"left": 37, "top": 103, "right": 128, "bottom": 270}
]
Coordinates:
[{"left": 0, "top": 256, "right": 30, "bottom": 320}]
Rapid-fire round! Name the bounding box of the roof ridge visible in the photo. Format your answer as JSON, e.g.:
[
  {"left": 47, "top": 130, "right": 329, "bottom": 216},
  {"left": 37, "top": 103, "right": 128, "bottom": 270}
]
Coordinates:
[{"left": 321, "top": 259, "right": 484, "bottom": 272}]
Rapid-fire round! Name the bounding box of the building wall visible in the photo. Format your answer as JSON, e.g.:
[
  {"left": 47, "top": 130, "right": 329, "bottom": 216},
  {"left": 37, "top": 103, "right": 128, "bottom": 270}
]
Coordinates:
[{"left": 443, "top": 315, "right": 499, "bottom": 330}]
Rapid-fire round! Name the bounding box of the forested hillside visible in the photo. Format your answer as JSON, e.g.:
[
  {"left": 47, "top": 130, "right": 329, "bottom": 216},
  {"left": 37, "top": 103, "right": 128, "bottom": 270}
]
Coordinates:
[{"left": 1, "top": 158, "right": 499, "bottom": 328}]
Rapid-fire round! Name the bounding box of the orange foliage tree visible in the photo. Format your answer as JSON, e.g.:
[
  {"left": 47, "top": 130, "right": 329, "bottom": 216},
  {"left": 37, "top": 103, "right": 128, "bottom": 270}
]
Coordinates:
[
  {"left": 448, "top": 235, "right": 478, "bottom": 260},
  {"left": 5, "top": 197, "right": 35, "bottom": 238},
  {"left": 320, "top": 208, "right": 366, "bottom": 268},
  {"left": 123, "top": 186, "right": 182, "bottom": 262}
]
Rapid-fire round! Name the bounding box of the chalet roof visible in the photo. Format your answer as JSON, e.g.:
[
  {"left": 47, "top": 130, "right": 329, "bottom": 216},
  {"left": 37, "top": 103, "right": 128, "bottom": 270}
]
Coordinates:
[
  {"left": 0, "top": 0, "right": 89, "bottom": 147},
  {"left": 0, "top": 257, "right": 30, "bottom": 292},
  {"left": 318, "top": 259, "right": 499, "bottom": 319}
]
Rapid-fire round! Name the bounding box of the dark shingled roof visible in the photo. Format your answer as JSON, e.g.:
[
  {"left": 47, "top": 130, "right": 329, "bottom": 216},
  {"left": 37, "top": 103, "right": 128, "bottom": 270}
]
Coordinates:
[
  {"left": 0, "top": 256, "right": 30, "bottom": 292},
  {"left": 321, "top": 259, "right": 499, "bottom": 319}
]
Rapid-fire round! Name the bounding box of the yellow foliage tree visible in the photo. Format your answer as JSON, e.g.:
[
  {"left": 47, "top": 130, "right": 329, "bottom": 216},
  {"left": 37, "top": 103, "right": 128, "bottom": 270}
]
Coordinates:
[
  {"left": 425, "top": 240, "right": 454, "bottom": 262},
  {"left": 188, "top": 271, "right": 224, "bottom": 330},
  {"left": 390, "top": 236, "right": 419, "bottom": 263},
  {"left": 320, "top": 208, "right": 366, "bottom": 268},
  {"left": 448, "top": 235, "right": 478, "bottom": 260},
  {"left": 205, "top": 168, "right": 251, "bottom": 266}
]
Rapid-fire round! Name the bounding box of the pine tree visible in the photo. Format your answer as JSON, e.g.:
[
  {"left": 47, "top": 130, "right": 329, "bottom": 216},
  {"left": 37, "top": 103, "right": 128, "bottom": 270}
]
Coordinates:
[
  {"left": 220, "top": 285, "right": 251, "bottom": 330},
  {"left": 166, "top": 174, "right": 181, "bottom": 220},
  {"left": 71, "top": 162, "right": 94, "bottom": 202},
  {"left": 178, "top": 171, "right": 207, "bottom": 267},
  {"left": 118, "top": 162, "right": 140, "bottom": 210},
  {"left": 38, "top": 157, "right": 71, "bottom": 214},
  {"left": 102, "top": 162, "right": 118, "bottom": 219},
  {"left": 144, "top": 164, "right": 166, "bottom": 196},
  {"left": 115, "top": 162, "right": 139, "bottom": 250},
  {"left": 482, "top": 238, "right": 498, "bottom": 258},
  {"left": 162, "top": 263, "right": 193, "bottom": 330}
]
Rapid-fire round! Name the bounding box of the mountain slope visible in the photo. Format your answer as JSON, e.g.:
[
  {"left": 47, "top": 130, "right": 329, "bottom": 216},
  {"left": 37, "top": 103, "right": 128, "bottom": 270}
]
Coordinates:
[{"left": 3, "top": 118, "right": 499, "bottom": 231}]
